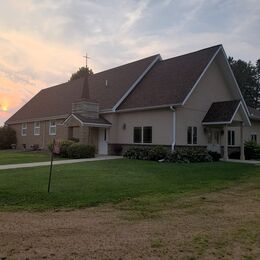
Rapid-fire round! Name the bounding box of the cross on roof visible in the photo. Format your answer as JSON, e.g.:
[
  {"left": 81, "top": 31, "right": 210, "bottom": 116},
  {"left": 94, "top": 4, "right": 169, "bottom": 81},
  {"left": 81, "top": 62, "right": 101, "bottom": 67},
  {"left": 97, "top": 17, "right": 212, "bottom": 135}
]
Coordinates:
[{"left": 83, "top": 52, "right": 90, "bottom": 68}]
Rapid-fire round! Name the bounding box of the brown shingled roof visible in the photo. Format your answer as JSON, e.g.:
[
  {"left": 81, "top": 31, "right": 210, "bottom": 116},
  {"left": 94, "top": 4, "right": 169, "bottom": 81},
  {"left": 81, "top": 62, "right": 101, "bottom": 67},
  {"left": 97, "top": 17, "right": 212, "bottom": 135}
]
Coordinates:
[
  {"left": 6, "top": 77, "right": 85, "bottom": 123},
  {"left": 202, "top": 100, "right": 241, "bottom": 124},
  {"left": 6, "top": 55, "right": 158, "bottom": 123},
  {"left": 118, "top": 45, "right": 222, "bottom": 110}
]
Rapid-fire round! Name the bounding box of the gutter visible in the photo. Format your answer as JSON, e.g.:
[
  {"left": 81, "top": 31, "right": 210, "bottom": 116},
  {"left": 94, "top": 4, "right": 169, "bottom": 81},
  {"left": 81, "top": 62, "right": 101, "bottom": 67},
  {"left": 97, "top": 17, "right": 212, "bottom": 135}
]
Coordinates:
[{"left": 170, "top": 106, "right": 176, "bottom": 151}]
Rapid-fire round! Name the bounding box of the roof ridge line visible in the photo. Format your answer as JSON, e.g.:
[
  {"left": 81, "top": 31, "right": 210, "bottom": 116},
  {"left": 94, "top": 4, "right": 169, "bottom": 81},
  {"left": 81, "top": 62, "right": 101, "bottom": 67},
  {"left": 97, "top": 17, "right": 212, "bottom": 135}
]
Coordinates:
[{"left": 112, "top": 54, "right": 162, "bottom": 111}]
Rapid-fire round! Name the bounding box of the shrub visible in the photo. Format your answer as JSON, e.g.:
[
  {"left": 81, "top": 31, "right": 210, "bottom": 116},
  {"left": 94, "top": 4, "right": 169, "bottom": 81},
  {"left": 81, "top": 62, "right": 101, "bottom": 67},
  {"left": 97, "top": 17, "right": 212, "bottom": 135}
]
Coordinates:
[
  {"left": 113, "top": 144, "right": 123, "bottom": 155},
  {"left": 47, "top": 141, "right": 54, "bottom": 153},
  {"left": 67, "top": 143, "right": 95, "bottom": 159},
  {"left": 124, "top": 146, "right": 212, "bottom": 163},
  {"left": 69, "top": 137, "right": 79, "bottom": 143},
  {"left": 59, "top": 140, "right": 75, "bottom": 158},
  {"left": 208, "top": 151, "right": 221, "bottom": 161},
  {"left": 30, "top": 144, "right": 40, "bottom": 151},
  {"left": 244, "top": 140, "right": 260, "bottom": 160},
  {"left": 147, "top": 146, "right": 168, "bottom": 161},
  {"left": 174, "top": 148, "right": 212, "bottom": 163},
  {"left": 0, "top": 126, "right": 17, "bottom": 149},
  {"left": 123, "top": 147, "right": 149, "bottom": 160}
]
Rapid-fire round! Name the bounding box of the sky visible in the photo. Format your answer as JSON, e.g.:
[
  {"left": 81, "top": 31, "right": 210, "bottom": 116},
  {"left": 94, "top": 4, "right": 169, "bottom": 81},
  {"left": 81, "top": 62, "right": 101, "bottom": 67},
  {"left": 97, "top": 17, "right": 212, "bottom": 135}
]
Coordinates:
[{"left": 0, "top": 0, "right": 260, "bottom": 126}]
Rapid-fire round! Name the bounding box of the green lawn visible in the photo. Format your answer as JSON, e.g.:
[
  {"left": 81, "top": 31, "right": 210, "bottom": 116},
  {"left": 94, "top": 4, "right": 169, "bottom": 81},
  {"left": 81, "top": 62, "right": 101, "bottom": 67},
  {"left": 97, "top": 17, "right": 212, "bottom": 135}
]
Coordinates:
[
  {"left": 0, "top": 159, "right": 259, "bottom": 211},
  {"left": 0, "top": 150, "right": 59, "bottom": 165}
]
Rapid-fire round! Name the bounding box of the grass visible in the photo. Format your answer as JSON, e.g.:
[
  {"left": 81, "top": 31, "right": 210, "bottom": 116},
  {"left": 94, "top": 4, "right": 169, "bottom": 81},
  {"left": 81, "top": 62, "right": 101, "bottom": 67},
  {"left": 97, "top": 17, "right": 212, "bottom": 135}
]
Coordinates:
[
  {"left": 0, "top": 159, "right": 259, "bottom": 211},
  {"left": 0, "top": 150, "right": 60, "bottom": 165}
]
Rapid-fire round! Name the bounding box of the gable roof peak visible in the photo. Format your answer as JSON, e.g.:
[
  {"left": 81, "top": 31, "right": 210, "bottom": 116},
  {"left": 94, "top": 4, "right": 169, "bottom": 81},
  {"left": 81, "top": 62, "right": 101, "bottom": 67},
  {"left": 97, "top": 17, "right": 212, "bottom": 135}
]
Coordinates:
[
  {"left": 92, "top": 54, "right": 161, "bottom": 76},
  {"left": 162, "top": 44, "right": 222, "bottom": 63}
]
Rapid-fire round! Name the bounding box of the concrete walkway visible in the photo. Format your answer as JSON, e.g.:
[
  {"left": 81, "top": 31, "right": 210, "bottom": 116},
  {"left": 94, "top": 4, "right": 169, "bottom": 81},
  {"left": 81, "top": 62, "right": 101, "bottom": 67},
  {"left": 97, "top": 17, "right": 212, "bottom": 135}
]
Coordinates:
[
  {"left": 222, "top": 159, "right": 260, "bottom": 165},
  {"left": 0, "top": 156, "right": 123, "bottom": 170}
]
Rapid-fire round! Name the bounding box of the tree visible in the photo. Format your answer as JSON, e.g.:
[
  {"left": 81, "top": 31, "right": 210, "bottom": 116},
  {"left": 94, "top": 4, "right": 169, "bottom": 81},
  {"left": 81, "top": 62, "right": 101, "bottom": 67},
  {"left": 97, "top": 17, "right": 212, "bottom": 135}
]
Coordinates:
[
  {"left": 228, "top": 57, "right": 259, "bottom": 109},
  {"left": 68, "top": 66, "right": 93, "bottom": 82},
  {"left": 0, "top": 126, "right": 17, "bottom": 149}
]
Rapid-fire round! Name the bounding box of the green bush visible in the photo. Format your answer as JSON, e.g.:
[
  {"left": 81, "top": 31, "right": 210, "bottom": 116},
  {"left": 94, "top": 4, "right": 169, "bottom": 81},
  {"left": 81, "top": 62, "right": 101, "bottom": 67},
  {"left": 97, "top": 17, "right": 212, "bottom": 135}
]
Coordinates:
[
  {"left": 0, "top": 126, "right": 17, "bottom": 149},
  {"left": 166, "top": 148, "right": 212, "bottom": 163},
  {"left": 147, "top": 146, "right": 168, "bottom": 161},
  {"left": 244, "top": 140, "right": 260, "bottom": 160},
  {"left": 123, "top": 147, "right": 149, "bottom": 160},
  {"left": 47, "top": 141, "right": 54, "bottom": 153},
  {"left": 67, "top": 143, "right": 95, "bottom": 159},
  {"left": 124, "top": 146, "right": 213, "bottom": 163},
  {"left": 208, "top": 151, "right": 221, "bottom": 161},
  {"left": 60, "top": 140, "right": 75, "bottom": 158}
]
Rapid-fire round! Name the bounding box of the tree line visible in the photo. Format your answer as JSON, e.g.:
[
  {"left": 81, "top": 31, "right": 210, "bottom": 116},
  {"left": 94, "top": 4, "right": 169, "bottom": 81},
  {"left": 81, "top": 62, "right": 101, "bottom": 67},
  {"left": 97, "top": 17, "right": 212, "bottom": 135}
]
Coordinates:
[{"left": 228, "top": 57, "right": 260, "bottom": 109}]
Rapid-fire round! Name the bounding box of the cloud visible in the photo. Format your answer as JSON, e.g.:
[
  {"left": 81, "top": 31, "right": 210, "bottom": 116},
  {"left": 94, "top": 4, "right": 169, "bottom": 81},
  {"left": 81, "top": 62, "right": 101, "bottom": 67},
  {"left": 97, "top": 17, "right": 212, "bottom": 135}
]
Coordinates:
[{"left": 0, "top": 0, "right": 259, "bottom": 126}]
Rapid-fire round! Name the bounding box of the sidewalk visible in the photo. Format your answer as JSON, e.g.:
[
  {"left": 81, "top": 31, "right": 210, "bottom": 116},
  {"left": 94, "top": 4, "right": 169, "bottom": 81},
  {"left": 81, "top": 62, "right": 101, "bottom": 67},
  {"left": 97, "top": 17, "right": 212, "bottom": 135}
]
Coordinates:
[
  {"left": 0, "top": 156, "right": 123, "bottom": 170},
  {"left": 222, "top": 159, "right": 260, "bottom": 165}
]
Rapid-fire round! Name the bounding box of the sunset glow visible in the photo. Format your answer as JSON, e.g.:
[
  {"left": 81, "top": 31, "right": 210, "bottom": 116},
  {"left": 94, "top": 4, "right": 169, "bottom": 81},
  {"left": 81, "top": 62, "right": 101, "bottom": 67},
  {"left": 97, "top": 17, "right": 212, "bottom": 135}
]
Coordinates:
[
  {"left": 0, "top": 1, "right": 259, "bottom": 126},
  {"left": 1, "top": 105, "right": 8, "bottom": 112}
]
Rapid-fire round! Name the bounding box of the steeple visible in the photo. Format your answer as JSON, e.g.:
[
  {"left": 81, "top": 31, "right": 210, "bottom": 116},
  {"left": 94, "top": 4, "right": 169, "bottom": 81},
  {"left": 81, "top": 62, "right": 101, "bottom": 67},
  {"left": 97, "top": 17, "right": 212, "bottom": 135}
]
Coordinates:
[{"left": 81, "top": 74, "right": 90, "bottom": 100}]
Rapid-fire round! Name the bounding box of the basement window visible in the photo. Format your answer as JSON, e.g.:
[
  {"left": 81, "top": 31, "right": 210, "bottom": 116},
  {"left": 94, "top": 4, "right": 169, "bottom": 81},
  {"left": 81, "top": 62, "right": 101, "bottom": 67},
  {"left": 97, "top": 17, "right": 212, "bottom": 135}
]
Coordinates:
[
  {"left": 34, "top": 122, "right": 40, "bottom": 136},
  {"left": 21, "top": 123, "right": 27, "bottom": 136},
  {"left": 49, "top": 121, "right": 56, "bottom": 136}
]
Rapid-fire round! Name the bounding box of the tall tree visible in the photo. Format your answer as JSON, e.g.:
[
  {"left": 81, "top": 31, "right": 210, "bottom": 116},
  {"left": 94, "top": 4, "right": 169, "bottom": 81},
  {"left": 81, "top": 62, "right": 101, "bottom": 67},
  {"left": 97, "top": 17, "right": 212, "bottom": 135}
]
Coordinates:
[
  {"left": 228, "top": 57, "right": 259, "bottom": 109},
  {"left": 69, "top": 66, "right": 93, "bottom": 82}
]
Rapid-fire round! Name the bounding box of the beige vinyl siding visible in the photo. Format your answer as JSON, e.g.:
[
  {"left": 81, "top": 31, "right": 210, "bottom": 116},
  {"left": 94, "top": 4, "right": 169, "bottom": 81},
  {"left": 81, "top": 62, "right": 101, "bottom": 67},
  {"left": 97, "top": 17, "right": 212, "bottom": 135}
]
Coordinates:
[
  {"left": 176, "top": 59, "right": 239, "bottom": 146},
  {"left": 103, "top": 109, "right": 173, "bottom": 145}
]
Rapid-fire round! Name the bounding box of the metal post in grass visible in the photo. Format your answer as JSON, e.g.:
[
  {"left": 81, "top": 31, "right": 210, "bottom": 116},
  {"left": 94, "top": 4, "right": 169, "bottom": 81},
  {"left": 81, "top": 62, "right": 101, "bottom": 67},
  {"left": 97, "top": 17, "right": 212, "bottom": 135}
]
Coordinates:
[{"left": 48, "top": 138, "right": 55, "bottom": 193}]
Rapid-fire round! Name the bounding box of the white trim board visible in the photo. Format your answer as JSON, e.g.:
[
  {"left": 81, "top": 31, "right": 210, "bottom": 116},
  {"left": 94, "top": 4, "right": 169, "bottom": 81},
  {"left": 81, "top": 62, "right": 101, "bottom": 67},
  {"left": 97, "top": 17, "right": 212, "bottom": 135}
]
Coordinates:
[
  {"left": 62, "top": 114, "right": 111, "bottom": 128},
  {"left": 182, "top": 46, "right": 222, "bottom": 105},
  {"left": 219, "top": 46, "right": 250, "bottom": 115}
]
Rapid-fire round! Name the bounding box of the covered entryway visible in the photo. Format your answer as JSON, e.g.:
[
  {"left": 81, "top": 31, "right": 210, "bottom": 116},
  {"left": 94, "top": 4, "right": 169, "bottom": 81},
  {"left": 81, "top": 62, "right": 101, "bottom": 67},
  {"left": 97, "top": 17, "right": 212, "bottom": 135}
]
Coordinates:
[
  {"left": 202, "top": 100, "right": 251, "bottom": 160},
  {"left": 62, "top": 113, "right": 111, "bottom": 155}
]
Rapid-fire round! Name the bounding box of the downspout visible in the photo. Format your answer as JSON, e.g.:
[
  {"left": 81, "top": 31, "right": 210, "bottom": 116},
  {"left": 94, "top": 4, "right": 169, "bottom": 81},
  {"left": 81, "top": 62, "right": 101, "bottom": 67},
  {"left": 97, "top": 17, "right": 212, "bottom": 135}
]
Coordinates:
[{"left": 170, "top": 106, "right": 176, "bottom": 151}]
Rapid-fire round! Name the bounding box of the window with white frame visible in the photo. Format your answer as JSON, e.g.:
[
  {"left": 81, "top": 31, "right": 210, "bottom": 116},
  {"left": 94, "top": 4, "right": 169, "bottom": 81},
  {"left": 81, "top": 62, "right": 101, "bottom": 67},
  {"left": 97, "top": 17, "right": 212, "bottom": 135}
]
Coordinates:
[
  {"left": 251, "top": 134, "right": 257, "bottom": 143},
  {"left": 133, "top": 126, "right": 153, "bottom": 144},
  {"left": 187, "top": 126, "right": 197, "bottom": 145},
  {"left": 49, "top": 121, "right": 56, "bottom": 135},
  {"left": 143, "top": 126, "right": 152, "bottom": 143},
  {"left": 21, "top": 123, "right": 27, "bottom": 136},
  {"left": 133, "top": 127, "right": 142, "bottom": 143},
  {"left": 228, "top": 130, "right": 235, "bottom": 146},
  {"left": 34, "top": 122, "right": 40, "bottom": 135}
]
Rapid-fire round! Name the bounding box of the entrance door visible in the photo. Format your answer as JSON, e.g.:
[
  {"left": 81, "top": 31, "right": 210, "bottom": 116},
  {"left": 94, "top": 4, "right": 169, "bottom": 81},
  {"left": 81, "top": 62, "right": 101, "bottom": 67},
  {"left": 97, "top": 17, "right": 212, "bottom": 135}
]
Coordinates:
[
  {"left": 207, "top": 129, "right": 221, "bottom": 153},
  {"left": 98, "top": 128, "right": 108, "bottom": 155}
]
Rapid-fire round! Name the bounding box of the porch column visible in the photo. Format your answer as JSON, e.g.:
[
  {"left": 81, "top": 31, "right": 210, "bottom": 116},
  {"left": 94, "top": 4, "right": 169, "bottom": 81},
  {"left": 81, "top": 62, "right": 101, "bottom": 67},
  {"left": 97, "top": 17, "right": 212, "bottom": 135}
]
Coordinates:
[
  {"left": 240, "top": 122, "right": 245, "bottom": 160},
  {"left": 223, "top": 124, "right": 228, "bottom": 161}
]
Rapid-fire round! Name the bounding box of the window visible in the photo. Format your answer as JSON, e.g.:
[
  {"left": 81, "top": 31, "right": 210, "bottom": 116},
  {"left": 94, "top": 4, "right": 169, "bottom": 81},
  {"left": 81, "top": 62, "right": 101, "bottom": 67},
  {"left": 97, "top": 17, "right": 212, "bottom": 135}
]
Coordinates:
[
  {"left": 49, "top": 121, "right": 56, "bottom": 135},
  {"left": 104, "top": 129, "right": 107, "bottom": 141},
  {"left": 133, "top": 126, "right": 153, "bottom": 144},
  {"left": 34, "top": 122, "right": 40, "bottom": 136},
  {"left": 133, "top": 127, "right": 142, "bottom": 143},
  {"left": 187, "top": 126, "right": 197, "bottom": 145},
  {"left": 251, "top": 134, "right": 257, "bottom": 143},
  {"left": 21, "top": 123, "right": 27, "bottom": 136},
  {"left": 143, "top": 126, "right": 152, "bottom": 143},
  {"left": 228, "top": 130, "right": 235, "bottom": 146}
]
